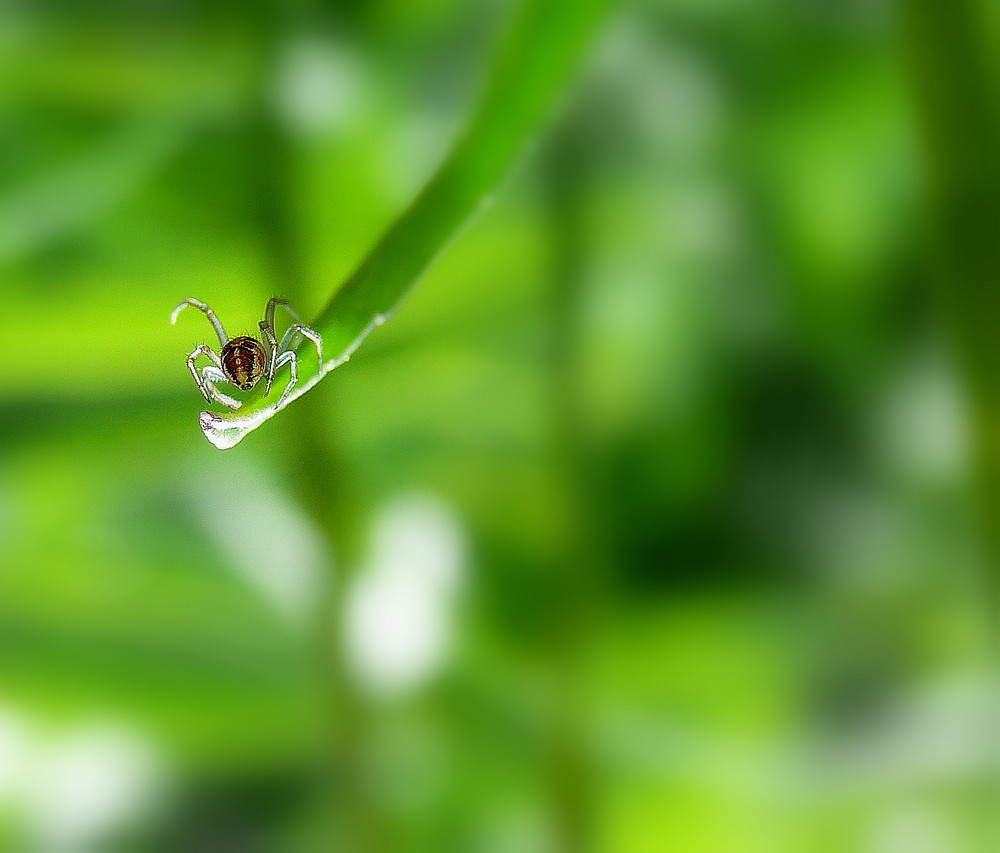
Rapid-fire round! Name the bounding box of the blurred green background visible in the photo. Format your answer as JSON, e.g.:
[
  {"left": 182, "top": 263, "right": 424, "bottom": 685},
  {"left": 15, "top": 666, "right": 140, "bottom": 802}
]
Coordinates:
[{"left": 1, "top": 0, "right": 996, "bottom": 850}]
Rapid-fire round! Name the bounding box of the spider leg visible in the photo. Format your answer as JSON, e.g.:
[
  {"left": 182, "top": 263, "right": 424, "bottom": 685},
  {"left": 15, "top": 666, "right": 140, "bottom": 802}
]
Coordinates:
[
  {"left": 200, "top": 365, "right": 242, "bottom": 410},
  {"left": 258, "top": 319, "right": 279, "bottom": 397},
  {"left": 273, "top": 350, "right": 298, "bottom": 406},
  {"left": 185, "top": 344, "right": 222, "bottom": 405},
  {"left": 171, "top": 298, "right": 228, "bottom": 347},
  {"left": 278, "top": 323, "right": 324, "bottom": 373},
  {"left": 263, "top": 297, "right": 301, "bottom": 329},
  {"left": 268, "top": 324, "right": 323, "bottom": 407},
  {"left": 259, "top": 298, "right": 303, "bottom": 397},
  {"left": 184, "top": 345, "right": 241, "bottom": 410}
]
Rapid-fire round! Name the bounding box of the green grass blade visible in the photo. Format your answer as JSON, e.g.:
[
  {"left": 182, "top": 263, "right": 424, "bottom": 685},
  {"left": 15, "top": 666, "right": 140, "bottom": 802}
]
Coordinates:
[
  {"left": 195, "top": 0, "right": 612, "bottom": 449},
  {"left": 902, "top": 0, "right": 1000, "bottom": 554}
]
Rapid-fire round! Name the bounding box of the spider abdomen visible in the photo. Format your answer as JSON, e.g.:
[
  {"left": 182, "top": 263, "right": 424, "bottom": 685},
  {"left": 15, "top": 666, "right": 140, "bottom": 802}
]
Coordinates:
[{"left": 221, "top": 336, "right": 266, "bottom": 390}]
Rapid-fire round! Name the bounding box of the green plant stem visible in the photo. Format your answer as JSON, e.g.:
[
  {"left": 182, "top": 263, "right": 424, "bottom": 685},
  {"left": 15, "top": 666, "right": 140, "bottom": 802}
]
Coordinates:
[
  {"left": 542, "top": 109, "right": 604, "bottom": 853},
  {"left": 901, "top": 0, "right": 1000, "bottom": 840},
  {"left": 902, "top": 0, "right": 1000, "bottom": 602},
  {"left": 198, "top": 0, "right": 613, "bottom": 449}
]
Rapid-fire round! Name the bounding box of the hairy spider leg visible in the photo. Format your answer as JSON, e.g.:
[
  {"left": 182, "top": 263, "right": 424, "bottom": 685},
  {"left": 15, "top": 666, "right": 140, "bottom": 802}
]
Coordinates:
[
  {"left": 272, "top": 299, "right": 305, "bottom": 349},
  {"left": 200, "top": 364, "right": 242, "bottom": 410},
  {"left": 186, "top": 344, "right": 228, "bottom": 405},
  {"left": 171, "top": 298, "right": 228, "bottom": 348},
  {"left": 263, "top": 297, "right": 300, "bottom": 327},
  {"left": 186, "top": 344, "right": 244, "bottom": 410},
  {"left": 262, "top": 322, "right": 324, "bottom": 400},
  {"left": 258, "top": 320, "right": 279, "bottom": 397},
  {"left": 259, "top": 300, "right": 323, "bottom": 396},
  {"left": 273, "top": 349, "right": 298, "bottom": 406},
  {"left": 259, "top": 298, "right": 298, "bottom": 396},
  {"left": 278, "top": 323, "right": 324, "bottom": 373}
]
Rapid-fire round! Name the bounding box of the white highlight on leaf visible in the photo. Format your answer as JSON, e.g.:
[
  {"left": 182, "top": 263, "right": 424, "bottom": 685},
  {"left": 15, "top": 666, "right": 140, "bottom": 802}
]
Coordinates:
[{"left": 345, "top": 495, "right": 465, "bottom": 696}]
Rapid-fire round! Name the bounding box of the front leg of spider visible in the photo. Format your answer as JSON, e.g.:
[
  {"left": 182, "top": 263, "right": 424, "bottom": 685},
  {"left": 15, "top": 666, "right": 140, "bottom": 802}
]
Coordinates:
[
  {"left": 199, "top": 364, "right": 242, "bottom": 410},
  {"left": 185, "top": 344, "right": 234, "bottom": 408}
]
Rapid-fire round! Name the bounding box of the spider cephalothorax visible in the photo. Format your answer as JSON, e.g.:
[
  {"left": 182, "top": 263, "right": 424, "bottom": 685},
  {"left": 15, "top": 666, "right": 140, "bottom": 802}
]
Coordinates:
[{"left": 171, "top": 297, "right": 323, "bottom": 409}]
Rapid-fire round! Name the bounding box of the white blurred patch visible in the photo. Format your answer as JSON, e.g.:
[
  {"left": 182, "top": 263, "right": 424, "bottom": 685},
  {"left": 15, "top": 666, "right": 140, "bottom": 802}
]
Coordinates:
[
  {"left": 0, "top": 706, "right": 164, "bottom": 851},
  {"left": 599, "top": 16, "right": 725, "bottom": 162},
  {"left": 867, "top": 802, "right": 955, "bottom": 853},
  {"left": 28, "top": 723, "right": 162, "bottom": 851},
  {"left": 273, "top": 35, "right": 364, "bottom": 137},
  {"left": 0, "top": 707, "right": 31, "bottom": 802},
  {"left": 346, "top": 495, "right": 465, "bottom": 697},
  {"left": 191, "top": 468, "right": 326, "bottom": 625},
  {"left": 879, "top": 349, "right": 968, "bottom": 483}
]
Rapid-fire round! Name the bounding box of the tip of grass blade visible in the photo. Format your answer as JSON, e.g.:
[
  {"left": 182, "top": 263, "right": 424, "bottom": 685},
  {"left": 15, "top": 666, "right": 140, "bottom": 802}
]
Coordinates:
[
  {"left": 198, "top": 356, "right": 333, "bottom": 449},
  {"left": 199, "top": 410, "right": 249, "bottom": 450}
]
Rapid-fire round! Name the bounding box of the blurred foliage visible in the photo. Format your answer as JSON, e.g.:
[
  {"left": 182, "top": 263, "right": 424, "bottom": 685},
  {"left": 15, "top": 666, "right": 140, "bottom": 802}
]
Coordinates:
[{"left": 0, "top": 0, "right": 997, "bottom": 850}]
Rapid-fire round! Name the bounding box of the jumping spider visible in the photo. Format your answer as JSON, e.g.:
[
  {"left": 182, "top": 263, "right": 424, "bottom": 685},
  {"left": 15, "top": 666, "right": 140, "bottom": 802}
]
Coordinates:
[{"left": 171, "top": 297, "right": 323, "bottom": 410}]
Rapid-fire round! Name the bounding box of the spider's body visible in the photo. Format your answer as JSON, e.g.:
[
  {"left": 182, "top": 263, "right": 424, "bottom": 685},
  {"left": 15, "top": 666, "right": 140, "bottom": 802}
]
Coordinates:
[
  {"left": 221, "top": 335, "right": 266, "bottom": 390},
  {"left": 171, "top": 297, "right": 323, "bottom": 410}
]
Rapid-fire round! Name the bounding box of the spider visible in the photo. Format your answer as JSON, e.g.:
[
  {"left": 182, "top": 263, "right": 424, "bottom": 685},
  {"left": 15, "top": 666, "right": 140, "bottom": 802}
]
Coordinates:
[{"left": 170, "top": 297, "right": 323, "bottom": 410}]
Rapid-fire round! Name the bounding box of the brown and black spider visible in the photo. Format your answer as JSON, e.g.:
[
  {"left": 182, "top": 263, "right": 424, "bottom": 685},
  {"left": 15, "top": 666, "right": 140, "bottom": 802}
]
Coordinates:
[{"left": 171, "top": 297, "right": 323, "bottom": 410}]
